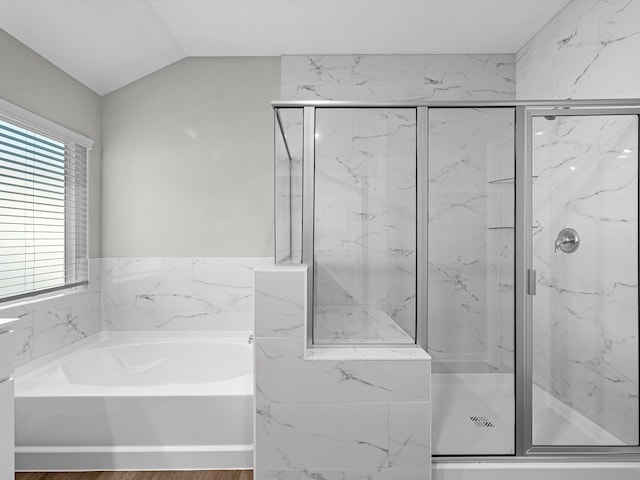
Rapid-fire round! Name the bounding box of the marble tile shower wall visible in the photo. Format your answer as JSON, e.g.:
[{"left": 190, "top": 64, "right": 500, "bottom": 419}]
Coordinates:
[
  {"left": 102, "top": 257, "right": 270, "bottom": 331},
  {"left": 281, "top": 55, "right": 516, "bottom": 101},
  {"left": 516, "top": 0, "right": 640, "bottom": 100},
  {"left": 517, "top": 0, "right": 640, "bottom": 442},
  {"left": 532, "top": 115, "right": 639, "bottom": 444},
  {"left": 313, "top": 107, "right": 417, "bottom": 344},
  {"left": 2, "top": 258, "right": 102, "bottom": 368},
  {"left": 427, "top": 108, "right": 515, "bottom": 371},
  {"left": 281, "top": 54, "right": 516, "bottom": 353}
]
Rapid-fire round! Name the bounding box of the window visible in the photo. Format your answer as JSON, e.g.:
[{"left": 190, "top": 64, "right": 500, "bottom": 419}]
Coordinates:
[{"left": 0, "top": 99, "right": 92, "bottom": 302}]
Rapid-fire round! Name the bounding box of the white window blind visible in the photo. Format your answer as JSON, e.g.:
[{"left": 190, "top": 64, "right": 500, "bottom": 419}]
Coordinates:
[{"left": 0, "top": 108, "right": 89, "bottom": 302}]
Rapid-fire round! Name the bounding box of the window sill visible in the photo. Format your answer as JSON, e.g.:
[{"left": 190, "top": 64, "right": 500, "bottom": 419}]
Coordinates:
[{"left": 0, "top": 283, "right": 89, "bottom": 312}]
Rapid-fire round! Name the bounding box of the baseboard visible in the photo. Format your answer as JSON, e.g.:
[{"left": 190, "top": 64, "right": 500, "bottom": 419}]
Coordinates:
[{"left": 15, "top": 445, "right": 253, "bottom": 471}]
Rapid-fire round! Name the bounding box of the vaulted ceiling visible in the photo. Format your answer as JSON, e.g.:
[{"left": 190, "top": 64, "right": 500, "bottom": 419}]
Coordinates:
[{"left": 0, "top": 0, "right": 570, "bottom": 95}]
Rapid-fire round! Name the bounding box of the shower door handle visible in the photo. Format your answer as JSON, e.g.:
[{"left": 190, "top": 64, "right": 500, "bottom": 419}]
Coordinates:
[{"left": 528, "top": 269, "right": 537, "bottom": 295}]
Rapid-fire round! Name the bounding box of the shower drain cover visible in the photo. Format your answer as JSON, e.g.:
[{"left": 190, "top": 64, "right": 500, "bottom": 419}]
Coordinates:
[{"left": 469, "top": 416, "right": 494, "bottom": 428}]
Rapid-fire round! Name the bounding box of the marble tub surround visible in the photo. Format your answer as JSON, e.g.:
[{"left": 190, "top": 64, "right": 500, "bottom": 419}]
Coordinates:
[
  {"left": 254, "top": 266, "right": 431, "bottom": 480},
  {"left": 102, "top": 257, "right": 271, "bottom": 331},
  {"left": 516, "top": 0, "right": 640, "bottom": 100},
  {"left": 531, "top": 114, "right": 639, "bottom": 445},
  {"left": 0, "top": 318, "right": 19, "bottom": 370},
  {"left": 0, "top": 258, "right": 102, "bottom": 368},
  {"left": 282, "top": 55, "right": 516, "bottom": 101},
  {"left": 427, "top": 107, "right": 515, "bottom": 372},
  {"left": 313, "top": 108, "right": 417, "bottom": 344}
]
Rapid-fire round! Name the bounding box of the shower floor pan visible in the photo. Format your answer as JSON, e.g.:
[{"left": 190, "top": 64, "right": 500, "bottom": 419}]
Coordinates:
[{"left": 432, "top": 373, "right": 623, "bottom": 456}]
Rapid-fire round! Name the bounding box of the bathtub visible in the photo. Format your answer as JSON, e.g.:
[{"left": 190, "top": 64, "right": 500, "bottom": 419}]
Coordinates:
[{"left": 13, "top": 331, "right": 253, "bottom": 471}]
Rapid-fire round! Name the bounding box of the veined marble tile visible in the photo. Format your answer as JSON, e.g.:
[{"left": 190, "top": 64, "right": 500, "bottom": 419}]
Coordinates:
[
  {"left": 192, "top": 257, "right": 263, "bottom": 295},
  {"left": 255, "top": 337, "right": 339, "bottom": 404},
  {"left": 516, "top": 0, "right": 640, "bottom": 99},
  {"left": 153, "top": 293, "right": 230, "bottom": 330},
  {"left": 0, "top": 277, "right": 101, "bottom": 366},
  {"left": 9, "top": 311, "right": 34, "bottom": 367},
  {"left": 102, "top": 257, "right": 270, "bottom": 332},
  {"left": 313, "top": 108, "right": 417, "bottom": 344},
  {"left": 256, "top": 337, "right": 430, "bottom": 404},
  {"left": 32, "top": 295, "right": 100, "bottom": 359},
  {"left": 102, "top": 257, "right": 192, "bottom": 296},
  {"left": 531, "top": 109, "right": 639, "bottom": 443},
  {"left": 314, "top": 305, "right": 415, "bottom": 345},
  {"left": 532, "top": 246, "right": 639, "bottom": 444},
  {"left": 193, "top": 258, "right": 266, "bottom": 325},
  {"left": 558, "top": 164, "right": 638, "bottom": 229},
  {"left": 255, "top": 269, "right": 306, "bottom": 338},
  {"left": 255, "top": 468, "right": 430, "bottom": 480},
  {"left": 256, "top": 403, "right": 389, "bottom": 470},
  {"left": 336, "top": 360, "right": 430, "bottom": 403},
  {"left": 389, "top": 403, "right": 431, "bottom": 467},
  {"left": 428, "top": 108, "right": 515, "bottom": 230},
  {"left": 282, "top": 55, "right": 515, "bottom": 101},
  {"left": 281, "top": 55, "right": 354, "bottom": 101},
  {"left": 427, "top": 108, "right": 515, "bottom": 370},
  {"left": 102, "top": 292, "right": 155, "bottom": 330}
]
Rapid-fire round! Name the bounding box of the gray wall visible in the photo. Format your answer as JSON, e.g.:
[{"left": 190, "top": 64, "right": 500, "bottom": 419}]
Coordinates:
[
  {"left": 101, "top": 57, "right": 280, "bottom": 258},
  {"left": 0, "top": 29, "right": 102, "bottom": 366},
  {"left": 0, "top": 28, "right": 102, "bottom": 258}
]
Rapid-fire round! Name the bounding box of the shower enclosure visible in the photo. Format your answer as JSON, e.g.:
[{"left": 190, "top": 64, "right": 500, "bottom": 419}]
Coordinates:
[{"left": 273, "top": 100, "right": 640, "bottom": 459}]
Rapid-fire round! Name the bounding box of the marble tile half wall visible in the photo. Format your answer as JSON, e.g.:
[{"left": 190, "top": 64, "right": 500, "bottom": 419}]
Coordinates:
[
  {"left": 254, "top": 266, "right": 432, "bottom": 480},
  {"left": 102, "top": 257, "right": 272, "bottom": 331},
  {"left": 2, "top": 256, "right": 274, "bottom": 369},
  {"left": 0, "top": 258, "right": 102, "bottom": 368}
]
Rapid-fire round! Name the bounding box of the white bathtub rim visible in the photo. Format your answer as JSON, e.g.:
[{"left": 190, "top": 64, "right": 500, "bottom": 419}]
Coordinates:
[
  {"left": 15, "top": 330, "right": 254, "bottom": 397},
  {"left": 15, "top": 330, "right": 253, "bottom": 378},
  {"left": 16, "top": 374, "right": 253, "bottom": 397}
]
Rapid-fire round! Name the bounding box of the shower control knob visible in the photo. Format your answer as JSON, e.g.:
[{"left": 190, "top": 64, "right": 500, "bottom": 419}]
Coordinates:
[{"left": 554, "top": 228, "right": 580, "bottom": 254}]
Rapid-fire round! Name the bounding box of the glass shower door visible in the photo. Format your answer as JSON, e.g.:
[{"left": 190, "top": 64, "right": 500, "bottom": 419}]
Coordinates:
[
  {"left": 429, "top": 107, "right": 516, "bottom": 455},
  {"left": 530, "top": 112, "right": 639, "bottom": 447}
]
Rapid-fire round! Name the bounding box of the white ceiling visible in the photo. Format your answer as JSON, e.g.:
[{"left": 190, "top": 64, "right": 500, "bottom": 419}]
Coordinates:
[{"left": 0, "top": 0, "right": 570, "bottom": 96}]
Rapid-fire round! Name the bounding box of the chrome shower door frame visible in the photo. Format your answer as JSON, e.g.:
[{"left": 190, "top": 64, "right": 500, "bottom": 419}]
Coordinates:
[
  {"left": 276, "top": 98, "right": 640, "bottom": 461},
  {"left": 520, "top": 105, "right": 640, "bottom": 457}
]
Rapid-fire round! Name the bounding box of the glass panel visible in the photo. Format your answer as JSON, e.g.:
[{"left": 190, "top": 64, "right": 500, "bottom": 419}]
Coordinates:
[
  {"left": 531, "top": 114, "right": 639, "bottom": 446},
  {"left": 313, "top": 108, "right": 417, "bottom": 344},
  {"left": 428, "top": 108, "right": 516, "bottom": 455},
  {"left": 274, "top": 108, "right": 303, "bottom": 264}
]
